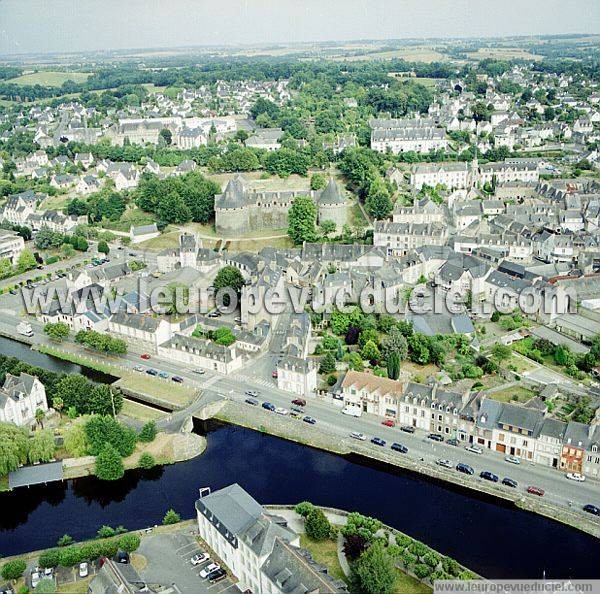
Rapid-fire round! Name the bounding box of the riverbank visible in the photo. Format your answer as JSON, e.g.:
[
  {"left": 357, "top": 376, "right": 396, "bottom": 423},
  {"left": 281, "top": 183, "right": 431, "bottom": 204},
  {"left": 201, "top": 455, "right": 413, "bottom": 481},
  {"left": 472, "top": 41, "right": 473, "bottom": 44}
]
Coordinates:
[{"left": 209, "top": 398, "right": 600, "bottom": 539}]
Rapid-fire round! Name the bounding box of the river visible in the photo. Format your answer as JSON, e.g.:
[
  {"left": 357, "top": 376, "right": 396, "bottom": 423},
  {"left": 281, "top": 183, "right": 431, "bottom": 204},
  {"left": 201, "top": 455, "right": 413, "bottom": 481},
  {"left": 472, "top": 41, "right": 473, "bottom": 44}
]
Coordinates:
[{"left": 0, "top": 337, "right": 598, "bottom": 578}]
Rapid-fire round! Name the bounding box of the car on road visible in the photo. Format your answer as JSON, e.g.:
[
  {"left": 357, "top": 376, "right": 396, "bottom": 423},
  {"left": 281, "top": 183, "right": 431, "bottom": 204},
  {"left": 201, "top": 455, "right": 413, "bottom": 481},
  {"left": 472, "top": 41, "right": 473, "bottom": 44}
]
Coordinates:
[
  {"left": 303, "top": 416, "right": 317, "bottom": 425},
  {"left": 371, "top": 437, "right": 386, "bottom": 447},
  {"left": 350, "top": 431, "right": 366, "bottom": 441},
  {"left": 566, "top": 472, "right": 586, "bottom": 482},
  {"left": 145, "top": 368, "right": 158, "bottom": 376},
  {"left": 245, "top": 397, "right": 259, "bottom": 406},
  {"left": 133, "top": 364, "right": 144, "bottom": 372},
  {"left": 436, "top": 459, "right": 453, "bottom": 469},
  {"left": 140, "top": 353, "right": 151, "bottom": 360},
  {"left": 207, "top": 311, "right": 221, "bottom": 318},
  {"left": 341, "top": 406, "right": 362, "bottom": 418},
  {"left": 391, "top": 443, "right": 408, "bottom": 454},
  {"left": 291, "top": 406, "right": 304, "bottom": 414},
  {"left": 208, "top": 568, "right": 227, "bottom": 583},
  {"left": 275, "top": 407, "right": 289, "bottom": 415},
  {"left": 200, "top": 563, "right": 220, "bottom": 578},
  {"left": 158, "top": 371, "right": 169, "bottom": 379},
  {"left": 79, "top": 562, "right": 89, "bottom": 578},
  {"left": 272, "top": 370, "right": 278, "bottom": 378},
  {"left": 502, "top": 477, "right": 518, "bottom": 488},
  {"left": 446, "top": 438, "right": 460, "bottom": 446},
  {"left": 427, "top": 433, "right": 444, "bottom": 442},
  {"left": 526, "top": 486, "right": 545, "bottom": 497},
  {"left": 583, "top": 504, "right": 600, "bottom": 516},
  {"left": 245, "top": 390, "right": 259, "bottom": 397},
  {"left": 193, "top": 369, "right": 206, "bottom": 375},
  {"left": 291, "top": 398, "right": 306, "bottom": 407},
  {"left": 400, "top": 425, "right": 415, "bottom": 434},
  {"left": 480, "top": 470, "right": 499, "bottom": 482},
  {"left": 456, "top": 463, "right": 474, "bottom": 475},
  {"left": 171, "top": 375, "right": 184, "bottom": 383},
  {"left": 381, "top": 419, "right": 395, "bottom": 427},
  {"left": 191, "top": 553, "right": 210, "bottom": 565},
  {"left": 465, "top": 444, "right": 483, "bottom": 454},
  {"left": 505, "top": 455, "right": 521, "bottom": 465},
  {"left": 262, "top": 402, "right": 275, "bottom": 411}
]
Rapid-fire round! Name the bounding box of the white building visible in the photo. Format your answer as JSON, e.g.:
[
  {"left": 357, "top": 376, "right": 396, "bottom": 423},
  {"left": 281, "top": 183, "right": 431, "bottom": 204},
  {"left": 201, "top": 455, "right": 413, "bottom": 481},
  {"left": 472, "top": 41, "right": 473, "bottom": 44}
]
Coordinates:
[
  {"left": 0, "top": 372, "right": 48, "bottom": 427},
  {"left": 276, "top": 356, "right": 317, "bottom": 397},
  {"left": 0, "top": 229, "right": 25, "bottom": 265}
]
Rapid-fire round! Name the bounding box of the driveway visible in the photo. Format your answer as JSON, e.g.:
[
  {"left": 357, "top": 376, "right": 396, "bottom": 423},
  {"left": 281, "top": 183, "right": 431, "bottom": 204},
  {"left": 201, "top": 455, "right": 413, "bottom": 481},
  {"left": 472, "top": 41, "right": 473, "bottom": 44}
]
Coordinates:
[{"left": 138, "top": 529, "right": 237, "bottom": 594}]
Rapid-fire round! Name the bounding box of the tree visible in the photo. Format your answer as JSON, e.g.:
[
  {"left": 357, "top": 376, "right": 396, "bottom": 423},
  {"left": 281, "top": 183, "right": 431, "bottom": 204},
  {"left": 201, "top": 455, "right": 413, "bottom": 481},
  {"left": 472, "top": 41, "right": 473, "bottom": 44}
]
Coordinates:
[
  {"left": 38, "top": 548, "right": 60, "bottom": 568},
  {"left": 0, "top": 258, "right": 13, "bottom": 279},
  {"left": 16, "top": 249, "right": 36, "bottom": 273},
  {"left": 58, "top": 545, "right": 82, "bottom": 567},
  {"left": 35, "top": 407, "right": 46, "bottom": 429},
  {"left": 491, "top": 343, "right": 511, "bottom": 362},
  {"left": 28, "top": 429, "right": 54, "bottom": 464},
  {"left": 212, "top": 326, "right": 236, "bottom": 346},
  {"left": 343, "top": 534, "right": 369, "bottom": 562},
  {"left": 408, "top": 333, "right": 431, "bottom": 365},
  {"left": 311, "top": 173, "right": 327, "bottom": 191},
  {"left": 365, "top": 177, "right": 392, "bottom": 219},
  {"left": 387, "top": 351, "right": 401, "bottom": 380},
  {"left": 319, "top": 352, "right": 336, "bottom": 374},
  {"left": 0, "top": 423, "right": 29, "bottom": 477},
  {"left": 350, "top": 541, "right": 396, "bottom": 594},
  {"left": 361, "top": 340, "right": 381, "bottom": 364},
  {"left": 52, "top": 396, "right": 64, "bottom": 418},
  {"left": 294, "top": 501, "right": 315, "bottom": 517},
  {"left": 304, "top": 508, "right": 331, "bottom": 541},
  {"left": 163, "top": 509, "right": 181, "bottom": 525},
  {"left": 85, "top": 415, "right": 136, "bottom": 456},
  {"left": 95, "top": 442, "right": 125, "bottom": 481},
  {"left": 159, "top": 128, "right": 172, "bottom": 145},
  {"left": 381, "top": 327, "right": 408, "bottom": 362},
  {"left": 320, "top": 220, "right": 336, "bottom": 236},
  {"left": 118, "top": 533, "right": 141, "bottom": 553},
  {"left": 288, "top": 195, "right": 317, "bottom": 245},
  {"left": 138, "top": 452, "right": 156, "bottom": 469},
  {"left": 43, "top": 322, "right": 70, "bottom": 342},
  {"left": 1, "top": 559, "right": 26, "bottom": 582},
  {"left": 97, "top": 240, "right": 110, "bottom": 254},
  {"left": 213, "top": 266, "right": 245, "bottom": 307},
  {"left": 138, "top": 421, "right": 157, "bottom": 443}
]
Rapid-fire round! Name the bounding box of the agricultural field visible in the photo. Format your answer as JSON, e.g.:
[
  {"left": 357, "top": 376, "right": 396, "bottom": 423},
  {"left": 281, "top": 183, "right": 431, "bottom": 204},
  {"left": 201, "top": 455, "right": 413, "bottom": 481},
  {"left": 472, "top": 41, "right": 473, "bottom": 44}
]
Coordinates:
[
  {"left": 7, "top": 70, "right": 91, "bottom": 86},
  {"left": 466, "top": 47, "right": 544, "bottom": 61},
  {"left": 340, "top": 48, "right": 450, "bottom": 63}
]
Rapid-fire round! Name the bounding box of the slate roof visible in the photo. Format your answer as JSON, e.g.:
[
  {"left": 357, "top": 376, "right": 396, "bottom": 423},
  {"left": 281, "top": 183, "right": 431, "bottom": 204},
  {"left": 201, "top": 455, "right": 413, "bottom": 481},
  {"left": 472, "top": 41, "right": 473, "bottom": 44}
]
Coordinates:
[{"left": 316, "top": 179, "right": 346, "bottom": 205}]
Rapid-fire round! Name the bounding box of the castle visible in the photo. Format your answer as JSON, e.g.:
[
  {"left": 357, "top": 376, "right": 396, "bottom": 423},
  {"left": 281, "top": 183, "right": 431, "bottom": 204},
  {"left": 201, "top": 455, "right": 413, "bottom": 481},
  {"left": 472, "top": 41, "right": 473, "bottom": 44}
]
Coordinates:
[{"left": 214, "top": 175, "right": 348, "bottom": 235}]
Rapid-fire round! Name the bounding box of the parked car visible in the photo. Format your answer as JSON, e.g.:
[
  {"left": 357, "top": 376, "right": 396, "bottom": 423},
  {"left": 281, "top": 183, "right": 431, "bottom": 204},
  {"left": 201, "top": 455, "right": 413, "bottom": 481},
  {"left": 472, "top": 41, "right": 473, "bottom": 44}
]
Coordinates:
[
  {"left": 502, "top": 477, "right": 518, "bottom": 488},
  {"left": 446, "top": 438, "right": 460, "bottom": 446},
  {"left": 400, "top": 425, "right": 415, "bottom": 434},
  {"left": 191, "top": 553, "right": 210, "bottom": 565},
  {"left": 465, "top": 444, "right": 483, "bottom": 454},
  {"left": 272, "top": 370, "right": 278, "bottom": 378},
  {"left": 140, "top": 353, "right": 151, "bottom": 360},
  {"left": 381, "top": 419, "right": 395, "bottom": 427},
  {"left": 391, "top": 443, "right": 408, "bottom": 454},
  {"left": 145, "top": 368, "right": 158, "bottom": 376},
  {"left": 456, "top": 463, "right": 474, "bottom": 475},
  {"left": 480, "top": 470, "right": 499, "bottom": 482},
  {"left": 303, "top": 416, "right": 317, "bottom": 425},
  {"left": 200, "top": 563, "right": 220, "bottom": 578},
  {"left": 208, "top": 568, "right": 227, "bottom": 583},
  {"left": 245, "top": 397, "right": 259, "bottom": 406},
  {"left": 275, "top": 407, "right": 289, "bottom": 416},
  {"left": 583, "top": 504, "right": 600, "bottom": 516},
  {"left": 116, "top": 551, "right": 130, "bottom": 564},
  {"left": 350, "top": 431, "right": 366, "bottom": 441},
  {"left": 341, "top": 406, "right": 362, "bottom": 417},
  {"left": 291, "top": 398, "right": 306, "bottom": 407},
  {"left": 193, "top": 369, "right": 206, "bottom": 375},
  {"left": 526, "top": 486, "right": 545, "bottom": 497},
  {"left": 31, "top": 573, "right": 40, "bottom": 588},
  {"left": 171, "top": 375, "right": 184, "bottom": 383},
  {"left": 428, "top": 433, "right": 444, "bottom": 442},
  {"left": 505, "top": 455, "right": 521, "bottom": 465},
  {"left": 79, "top": 562, "right": 89, "bottom": 578},
  {"left": 291, "top": 406, "right": 304, "bottom": 414},
  {"left": 133, "top": 364, "right": 144, "bottom": 372},
  {"left": 245, "top": 390, "right": 259, "bottom": 397},
  {"left": 262, "top": 402, "right": 275, "bottom": 411},
  {"left": 158, "top": 371, "right": 169, "bottom": 379},
  {"left": 371, "top": 437, "right": 386, "bottom": 447},
  {"left": 566, "top": 472, "right": 586, "bottom": 482},
  {"left": 436, "top": 459, "right": 453, "bottom": 469}
]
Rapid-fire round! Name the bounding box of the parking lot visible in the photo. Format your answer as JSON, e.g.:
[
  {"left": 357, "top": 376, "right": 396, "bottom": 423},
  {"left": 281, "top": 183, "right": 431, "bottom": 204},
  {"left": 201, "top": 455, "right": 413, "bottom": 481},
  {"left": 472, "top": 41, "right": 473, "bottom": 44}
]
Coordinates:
[{"left": 138, "top": 528, "right": 238, "bottom": 594}]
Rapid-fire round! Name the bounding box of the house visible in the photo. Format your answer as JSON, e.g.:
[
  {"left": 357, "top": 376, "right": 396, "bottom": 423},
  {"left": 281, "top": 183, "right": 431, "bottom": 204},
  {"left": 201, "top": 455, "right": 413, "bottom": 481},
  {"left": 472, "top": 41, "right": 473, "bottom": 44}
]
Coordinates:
[
  {"left": 108, "top": 312, "right": 172, "bottom": 350},
  {"left": 196, "top": 483, "right": 347, "bottom": 594},
  {"left": 0, "top": 372, "right": 48, "bottom": 427},
  {"left": 50, "top": 174, "right": 76, "bottom": 189},
  {"left": 373, "top": 221, "right": 447, "bottom": 256},
  {"left": 74, "top": 152, "right": 94, "bottom": 169},
  {"left": 370, "top": 118, "right": 448, "bottom": 154},
  {"left": 534, "top": 417, "right": 566, "bottom": 468},
  {"left": 246, "top": 128, "right": 284, "bottom": 151},
  {"left": 410, "top": 162, "right": 471, "bottom": 190},
  {"left": 341, "top": 370, "right": 410, "bottom": 417},
  {"left": 172, "top": 159, "right": 197, "bottom": 176},
  {"left": 0, "top": 229, "right": 25, "bottom": 265},
  {"left": 75, "top": 175, "right": 102, "bottom": 195},
  {"left": 88, "top": 559, "right": 147, "bottom": 594},
  {"left": 276, "top": 356, "right": 317, "bottom": 397},
  {"left": 130, "top": 223, "right": 160, "bottom": 244},
  {"left": 560, "top": 421, "right": 590, "bottom": 473}
]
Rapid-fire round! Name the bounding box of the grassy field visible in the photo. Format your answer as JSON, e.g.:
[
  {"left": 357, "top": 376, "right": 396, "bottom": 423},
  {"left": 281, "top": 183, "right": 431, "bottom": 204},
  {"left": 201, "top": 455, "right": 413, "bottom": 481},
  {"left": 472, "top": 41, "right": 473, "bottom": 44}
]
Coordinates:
[
  {"left": 467, "top": 48, "right": 543, "bottom": 62},
  {"left": 137, "top": 230, "right": 181, "bottom": 250},
  {"left": 102, "top": 207, "right": 157, "bottom": 232},
  {"left": 115, "top": 372, "right": 195, "bottom": 408},
  {"left": 487, "top": 385, "right": 536, "bottom": 404},
  {"left": 58, "top": 576, "right": 93, "bottom": 594},
  {"left": 8, "top": 70, "right": 91, "bottom": 86},
  {"left": 340, "top": 48, "right": 449, "bottom": 63},
  {"left": 39, "top": 193, "right": 70, "bottom": 211},
  {"left": 299, "top": 534, "right": 347, "bottom": 583},
  {"left": 394, "top": 571, "right": 432, "bottom": 594},
  {"left": 119, "top": 399, "right": 168, "bottom": 422}
]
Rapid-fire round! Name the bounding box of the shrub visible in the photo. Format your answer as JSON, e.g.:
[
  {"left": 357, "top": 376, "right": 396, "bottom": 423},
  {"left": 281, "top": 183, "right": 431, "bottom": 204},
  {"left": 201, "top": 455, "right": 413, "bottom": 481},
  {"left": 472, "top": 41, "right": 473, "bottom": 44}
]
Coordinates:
[
  {"left": 294, "top": 501, "right": 314, "bottom": 517},
  {"left": 1, "top": 558, "right": 27, "bottom": 581},
  {"left": 38, "top": 548, "right": 60, "bottom": 568},
  {"left": 394, "top": 533, "right": 413, "bottom": 549},
  {"left": 442, "top": 556, "right": 462, "bottom": 577},
  {"left": 163, "top": 509, "right": 181, "bottom": 525},
  {"left": 57, "top": 534, "right": 74, "bottom": 547},
  {"left": 409, "top": 540, "right": 429, "bottom": 558},
  {"left": 138, "top": 421, "right": 157, "bottom": 443},
  {"left": 138, "top": 452, "right": 156, "bottom": 469},
  {"left": 304, "top": 508, "right": 331, "bottom": 541},
  {"left": 80, "top": 541, "right": 104, "bottom": 561},
  {"left": 414, "top": 563, "right": 432, "bottom": 579},
  {"left": 95, "top": 443, "right": 125, "bottom": 481},
  {"left": 58, "top": 546, "right": 82, "bottom": 567},
  {"left": 400, "top": 551, "right": 418, "bottom": 569},
  {"left": 97, "top": 525, "right": 116, "bottom": 538},
  {"left": 423, "top": 552, "right": 441, "bottom": 569},
  {"left": 34, "top": 579, "right": 56, "bottom": 594},
  {"left": 118, "top": 533, "right": 141, "bottom": 553}
]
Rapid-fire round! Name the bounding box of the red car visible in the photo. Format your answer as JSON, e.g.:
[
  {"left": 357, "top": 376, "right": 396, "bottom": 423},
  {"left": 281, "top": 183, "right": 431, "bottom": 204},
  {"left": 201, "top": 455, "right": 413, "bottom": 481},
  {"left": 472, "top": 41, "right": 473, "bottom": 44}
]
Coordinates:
[
  {"left": 141, "top": 353, "right": 151, "bottom": 360},
  {"left": 526, "top": 486, "right": 545, "bottom": 497},
  {"left": 382, "top": 419, "right": 396, "bottom": 427},
  {"left": 272, "top": 370, "right": 278, "bottom": 378},
  {"left": 291, "top": 398, "right": 306, "bottom": 407}
]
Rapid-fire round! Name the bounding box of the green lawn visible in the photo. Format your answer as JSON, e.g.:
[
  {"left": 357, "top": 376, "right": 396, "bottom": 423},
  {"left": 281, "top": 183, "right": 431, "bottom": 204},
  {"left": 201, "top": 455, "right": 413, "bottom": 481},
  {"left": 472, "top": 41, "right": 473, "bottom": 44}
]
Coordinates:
[
  {"left": 8, "top": 71, "right": 91, "bottom": 87},
  {"left": 119, "top": 399, "right": 168, "bottom": 422},
  {"left": 394, "top": 570, "right": 432, "bottom": 594},
  {"left": 299, "top": 534, "right": 347, "bottom": 583},
  {"left": 487, "top": 386, "right": 536, "bottom": 404}
]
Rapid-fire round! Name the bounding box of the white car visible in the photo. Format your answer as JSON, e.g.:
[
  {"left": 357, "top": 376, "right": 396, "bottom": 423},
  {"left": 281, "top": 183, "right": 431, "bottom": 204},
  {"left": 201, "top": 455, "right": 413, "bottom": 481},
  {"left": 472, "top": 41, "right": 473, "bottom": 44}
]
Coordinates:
[
  {"left": 436, "top": 459, "right": 453, "bottom": 469},
  {"left": 275, "top": 407, "right": 289, "bottom": 416},
  {"left": 505, "top": 455, "right": 521, "bottom": 465},
  {"left": 342, "top": 406, "right": 362, "bottom": 418},
  {"left": 191, "top": 552, "right": 210, "bottom": 565},
  {"left": 31, "top": 572, "right": 41, "bottom": 588},
  {"left": 79, "top": 562, "right": 89, "bottom": 578},
  {"left": 350, "top": 431, "right": 366, "bottom": 441},
  {"left": 200, "top": 563, "right": 220, "bottom": 578},
  {"left": 193, "top": 369, "right": 206, "bottom": 375},
  {"left": 465, "top": 444, "right": 483, "bottom": 454},
  {"left": 566, "top": 472, "right": 586, "bottom": 482}
]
